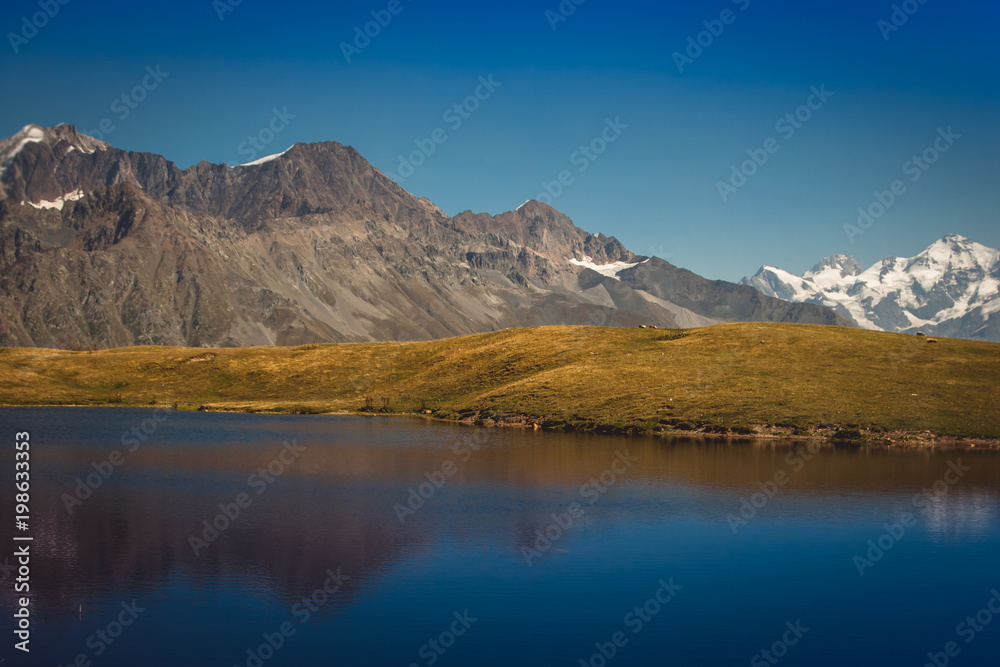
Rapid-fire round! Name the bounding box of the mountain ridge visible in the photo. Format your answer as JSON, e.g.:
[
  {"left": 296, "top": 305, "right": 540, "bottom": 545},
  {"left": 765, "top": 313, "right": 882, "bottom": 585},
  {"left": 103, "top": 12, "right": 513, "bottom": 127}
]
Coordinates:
[
  {"left": 742, "top": 234, "right": 1000, "bottom": 342},
  {"left": 0, "top": 123, "right": 849, "bottom": 348}
]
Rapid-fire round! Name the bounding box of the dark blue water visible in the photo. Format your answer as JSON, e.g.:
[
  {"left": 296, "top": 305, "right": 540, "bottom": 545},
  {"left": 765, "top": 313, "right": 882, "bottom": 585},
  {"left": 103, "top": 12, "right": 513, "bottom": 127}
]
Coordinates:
[{"left": 1, "top": 408, "right": 999, "bottom": 666}]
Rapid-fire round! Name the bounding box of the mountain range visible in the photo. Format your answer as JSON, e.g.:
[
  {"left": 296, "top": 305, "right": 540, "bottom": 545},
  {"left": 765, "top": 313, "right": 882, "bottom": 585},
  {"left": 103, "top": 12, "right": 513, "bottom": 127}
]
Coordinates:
[
  {"left": 742, "top": 235, "right": 1000, "bottom": 342},
  {"left": 0, "top": 123, "right": 852, "bottom": 348}
]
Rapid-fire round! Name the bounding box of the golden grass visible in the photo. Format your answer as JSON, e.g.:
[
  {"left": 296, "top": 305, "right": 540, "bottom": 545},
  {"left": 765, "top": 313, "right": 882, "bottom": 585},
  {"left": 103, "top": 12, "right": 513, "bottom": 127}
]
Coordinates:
[{"left": 1, "top": 323, "right": 998, "bottom": 438}]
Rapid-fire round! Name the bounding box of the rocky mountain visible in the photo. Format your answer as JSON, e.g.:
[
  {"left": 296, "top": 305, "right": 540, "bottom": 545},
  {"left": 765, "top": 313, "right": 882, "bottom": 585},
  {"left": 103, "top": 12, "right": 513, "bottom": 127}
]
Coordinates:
[
  {"left": 742, "top": 235, "right": 1000, "bottom": 342},
  {"left": 0, "top": 123, "right": 850, "bottom": 348}
]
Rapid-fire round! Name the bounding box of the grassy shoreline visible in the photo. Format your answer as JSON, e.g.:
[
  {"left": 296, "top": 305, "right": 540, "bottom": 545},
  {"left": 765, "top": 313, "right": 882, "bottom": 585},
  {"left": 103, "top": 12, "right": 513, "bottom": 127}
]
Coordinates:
[{"left": 2, "top": 323, "right": 998, "bottom": 446}]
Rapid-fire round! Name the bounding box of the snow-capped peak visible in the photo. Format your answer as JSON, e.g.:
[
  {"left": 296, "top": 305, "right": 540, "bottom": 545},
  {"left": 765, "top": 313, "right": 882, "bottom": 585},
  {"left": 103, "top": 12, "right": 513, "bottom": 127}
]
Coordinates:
[
  {"left": 741, "top": 235, "right": 1000, "bottom": 340},
  {"left": 0, "top": 123, "right": 110, "bottom": 175},
  {"left": 0, "top": 124, "right": 46, "bottom": 171},
  {"left": 805, "top": 254, "right": 862, "bottom": 279}
]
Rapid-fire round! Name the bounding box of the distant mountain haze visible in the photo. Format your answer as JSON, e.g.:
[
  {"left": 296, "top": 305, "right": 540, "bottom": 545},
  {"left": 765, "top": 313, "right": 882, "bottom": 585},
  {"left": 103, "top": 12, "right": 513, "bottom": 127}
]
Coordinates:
[{"left": 1, "top": 123, "right": 850, "bottom": 348}]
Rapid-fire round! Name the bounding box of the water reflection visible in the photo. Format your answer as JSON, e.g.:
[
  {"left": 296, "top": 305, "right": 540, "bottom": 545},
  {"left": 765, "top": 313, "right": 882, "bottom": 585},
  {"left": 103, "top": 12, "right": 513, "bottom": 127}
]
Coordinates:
[{"left": 1, "top": 408, "right": 998, "bottom": 666}]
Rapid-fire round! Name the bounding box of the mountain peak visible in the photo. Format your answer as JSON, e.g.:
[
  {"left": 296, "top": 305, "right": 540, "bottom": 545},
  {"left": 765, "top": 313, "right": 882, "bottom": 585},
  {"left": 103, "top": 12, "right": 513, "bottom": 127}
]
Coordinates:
[
  {"left": 805, "top": 254, "right": 862, "bottom": 279},
  {"left": 1, "top": 123, "right": 110, "bottom": 163},
  {"left": 0, "top": 126, "right": 854, "bottom": 347},
  {"left": 513, "top": 199, "right": 555, "bottom": 215},
  {"left": 0, "top": 124, "right": 46, "bottom": 170},
  {"left": 744, "top": 235, "right": 1000, "bottom": 341}
]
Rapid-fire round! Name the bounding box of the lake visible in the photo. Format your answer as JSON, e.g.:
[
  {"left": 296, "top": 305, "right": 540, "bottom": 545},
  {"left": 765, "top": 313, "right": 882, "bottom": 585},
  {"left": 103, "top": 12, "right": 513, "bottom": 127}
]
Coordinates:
[{"left": 1, "top": 408, "right": 999, "bottom": 666}]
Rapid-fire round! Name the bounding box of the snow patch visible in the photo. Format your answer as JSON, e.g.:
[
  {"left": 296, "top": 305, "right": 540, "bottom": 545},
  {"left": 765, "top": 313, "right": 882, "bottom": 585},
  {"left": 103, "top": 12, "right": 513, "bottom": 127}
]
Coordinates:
[
  {"left": 981, "top": 297, "right": 1000, "bottom": 318},
  {"left": 26, "top": 189, "right": 85, "bottom": 210},
  {"left": 238, "top": 146, "right": 292, "bottom": 167},
  {"left": 569, "top": 256, "right": 647, "bottom": 280}
]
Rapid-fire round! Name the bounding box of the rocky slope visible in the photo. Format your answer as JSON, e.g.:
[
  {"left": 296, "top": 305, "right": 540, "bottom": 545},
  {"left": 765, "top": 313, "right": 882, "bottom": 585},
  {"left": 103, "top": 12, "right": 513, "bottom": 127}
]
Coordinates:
[
  {"left": 742, "top": 235, "right": 1000, "bottom": 341},
  {"left": 0, "top": 123, "right": 849, "bottom": 348}
]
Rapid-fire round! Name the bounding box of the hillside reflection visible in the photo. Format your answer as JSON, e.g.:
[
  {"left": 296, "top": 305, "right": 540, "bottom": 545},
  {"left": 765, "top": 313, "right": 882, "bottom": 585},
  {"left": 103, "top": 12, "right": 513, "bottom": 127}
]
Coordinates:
[{"left": 5, "top": 410, "right": 1000, "bottom": 618}]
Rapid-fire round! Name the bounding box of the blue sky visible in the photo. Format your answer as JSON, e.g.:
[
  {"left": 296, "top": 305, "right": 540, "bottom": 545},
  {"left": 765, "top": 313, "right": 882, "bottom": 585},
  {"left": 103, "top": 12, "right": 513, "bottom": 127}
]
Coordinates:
[{"left": 2, "top": 0, "right": 998, "bottom": 281}]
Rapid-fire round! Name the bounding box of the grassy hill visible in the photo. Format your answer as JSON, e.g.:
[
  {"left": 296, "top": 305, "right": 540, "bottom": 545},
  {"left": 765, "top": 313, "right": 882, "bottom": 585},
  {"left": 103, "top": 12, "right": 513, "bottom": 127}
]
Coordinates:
[{"left": 1, "top": 323, "right": 998, "bottom": 441}]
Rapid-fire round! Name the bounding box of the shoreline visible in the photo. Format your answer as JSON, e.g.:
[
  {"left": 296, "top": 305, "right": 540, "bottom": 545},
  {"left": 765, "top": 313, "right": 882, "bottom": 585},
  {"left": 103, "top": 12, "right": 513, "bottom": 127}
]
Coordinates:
[
  {"left": 4, "top": 402, "right": 998, "bottom": 450},
  {"left": 2, "top": 324, "right": 997, "bottom": 448}
]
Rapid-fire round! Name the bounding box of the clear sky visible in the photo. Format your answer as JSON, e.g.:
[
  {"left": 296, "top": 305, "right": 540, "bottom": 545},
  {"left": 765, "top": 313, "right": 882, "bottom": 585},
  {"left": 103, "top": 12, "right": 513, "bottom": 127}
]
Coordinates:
[{"left": 2, "top": 0, "right": 997, "bottom": 282}]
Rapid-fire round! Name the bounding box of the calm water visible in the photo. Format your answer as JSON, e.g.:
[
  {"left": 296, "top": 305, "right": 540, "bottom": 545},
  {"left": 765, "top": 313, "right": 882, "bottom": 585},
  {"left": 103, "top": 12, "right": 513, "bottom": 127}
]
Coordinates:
[{"left": 1, "top": 408, "right": 999, "bottom": 666}]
